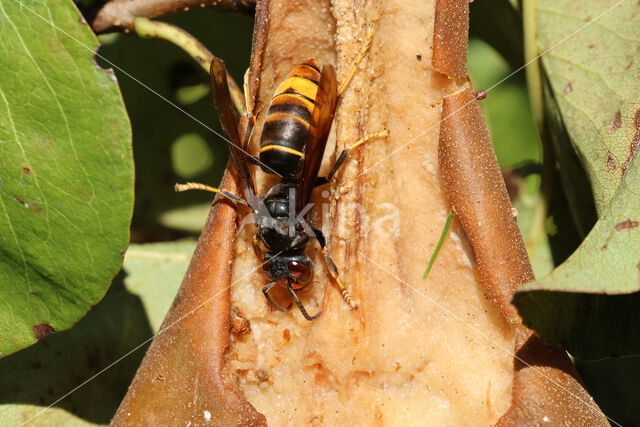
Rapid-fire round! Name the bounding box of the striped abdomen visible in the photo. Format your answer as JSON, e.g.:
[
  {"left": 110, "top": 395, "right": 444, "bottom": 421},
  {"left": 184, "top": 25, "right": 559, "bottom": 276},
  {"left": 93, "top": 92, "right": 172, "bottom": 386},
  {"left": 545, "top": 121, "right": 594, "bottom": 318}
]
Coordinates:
[{"left": 259, "top": 61, "right": 320, "bottom": 177}]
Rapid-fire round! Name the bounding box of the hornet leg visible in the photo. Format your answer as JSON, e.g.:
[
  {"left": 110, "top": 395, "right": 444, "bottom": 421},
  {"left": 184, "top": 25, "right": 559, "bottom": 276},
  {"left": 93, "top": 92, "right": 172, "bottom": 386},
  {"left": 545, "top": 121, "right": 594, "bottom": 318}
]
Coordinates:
[
  {"left": 174, "top": 182, "right": 247, "bottom": 206},
  {"left": 315, "top": 130, "right": 389, "bottom": 187},
  {"left": 313, "top": 228, "right": 359, "bottom": 310},
  {"left": 338, "top": 28, "right": 375, "bottom": 97},
  {"left": 262, "top": 281, "right": 288, "bottom": 312},
  {"left": 286, "top": 279, "right": 322, "bottom": 321}
]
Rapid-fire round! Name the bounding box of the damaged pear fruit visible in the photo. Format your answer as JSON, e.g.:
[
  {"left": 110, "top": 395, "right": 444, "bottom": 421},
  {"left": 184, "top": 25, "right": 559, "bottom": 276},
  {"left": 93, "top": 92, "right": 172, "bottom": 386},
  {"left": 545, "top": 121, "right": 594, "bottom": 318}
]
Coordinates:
[{"left": 111, "top": 0, "right": 608, "bottom": 425}]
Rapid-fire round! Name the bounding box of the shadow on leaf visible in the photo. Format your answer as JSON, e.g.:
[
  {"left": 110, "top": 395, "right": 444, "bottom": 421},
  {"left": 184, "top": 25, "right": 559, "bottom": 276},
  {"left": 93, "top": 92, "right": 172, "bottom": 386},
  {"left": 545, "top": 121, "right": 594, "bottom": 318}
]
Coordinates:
[{"left": 0, "top": 272, "right": 152, "bottom": 424}]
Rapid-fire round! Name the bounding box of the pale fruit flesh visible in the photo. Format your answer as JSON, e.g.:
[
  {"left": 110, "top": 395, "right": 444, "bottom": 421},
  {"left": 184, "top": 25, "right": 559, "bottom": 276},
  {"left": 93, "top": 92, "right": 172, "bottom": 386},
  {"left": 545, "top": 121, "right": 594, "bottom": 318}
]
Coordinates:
[{"left": 224, "top": 0, "right": 515, "bottom": 425}]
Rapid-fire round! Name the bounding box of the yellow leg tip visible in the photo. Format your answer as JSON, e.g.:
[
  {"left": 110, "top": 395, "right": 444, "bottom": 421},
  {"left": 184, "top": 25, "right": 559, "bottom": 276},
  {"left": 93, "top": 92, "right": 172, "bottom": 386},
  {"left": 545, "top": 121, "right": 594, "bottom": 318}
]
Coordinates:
[
  {"left": 174, "top": 182, "right": 220, "bottom": 194},
  {"left": 174, "top": 183, "right": 189, "bottom": 192},
  {"left": 349, "top": 130, "right": 389, "bottom": 151},
  {"left": 342, "top": 289, "right": 359, "bottom": 310},
  {"left": 365, "top": 27, "right": 374, "bottom": 43}
]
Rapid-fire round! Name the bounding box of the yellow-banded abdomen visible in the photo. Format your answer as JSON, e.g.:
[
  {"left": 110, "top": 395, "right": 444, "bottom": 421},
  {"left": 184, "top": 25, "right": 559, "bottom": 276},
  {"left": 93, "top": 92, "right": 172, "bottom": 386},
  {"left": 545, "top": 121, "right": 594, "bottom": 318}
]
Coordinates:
[{"left": 259, "top": 61, "right": 321, "bottom": 177}]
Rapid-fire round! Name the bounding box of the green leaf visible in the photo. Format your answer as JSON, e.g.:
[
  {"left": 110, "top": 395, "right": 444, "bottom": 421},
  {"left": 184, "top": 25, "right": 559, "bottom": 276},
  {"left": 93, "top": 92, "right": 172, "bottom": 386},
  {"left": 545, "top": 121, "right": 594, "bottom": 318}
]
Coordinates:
[
  {"left": 0, "top": 241, "right": 194, "bottom": 425},
  {"left": 538, "top": 0, "right": 640, "bottom": 213},
  {"left": 515, "top": 155, "right": 640, "bottom": 359},
  {"left": 542, "top": 73, "right": 597, "bottom": 238},
  {"left": 158, "top": 202, "right": 210, "bottom": 233},
  {"left": 513, "top": 0, "right": 640, "bottom": 360},
  {"left": 121, "top": 241, "right": 195, "bottom": 330},
  {"left": 512, "top": 183, "right": 555, "bottom": 277},
  {"left": 0, "top": 0, "right": 133, "bottom": 356}
]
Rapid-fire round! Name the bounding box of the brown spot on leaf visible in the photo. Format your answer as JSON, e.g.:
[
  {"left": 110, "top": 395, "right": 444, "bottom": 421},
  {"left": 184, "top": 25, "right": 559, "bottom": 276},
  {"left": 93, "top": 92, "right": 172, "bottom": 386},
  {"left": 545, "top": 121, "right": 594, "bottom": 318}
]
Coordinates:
[
  {"left": 563, "top": 82, "right": 573, "bottom": 94},
  {"left": 588, "top": 44, "right": 595, "bottom": 49},
  {"left": 621, "top": 109, "right": 640, "bottom": 173},
  {"left": 29, "top": 204, "right": 43, "bottom": 215},
  {"left": 625, "top": 59, "right": 634, "bottom": 71},
  {"left": 607, "top": 152, "right": 617, "bottom": 171},
  {"left": 608, "top": 110, "right": 622, "bottom": 134},
  {"left": 13, "top": 195, "right": 28, "bottom": 208},
  {"left": 615, "top": 219, "right": 639, "bottom": 231},
  {"left": 416, "top": 54, "right": 422, "bottom": 61},
  {"left": 32, "top": 323, "right": 56, "bottom": 341},
  {"left": 12, "top": 196, "right": 43, "bottom": 214},
  {"left": 22, "top": 167, "right": 31, "bottom": 174}
]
